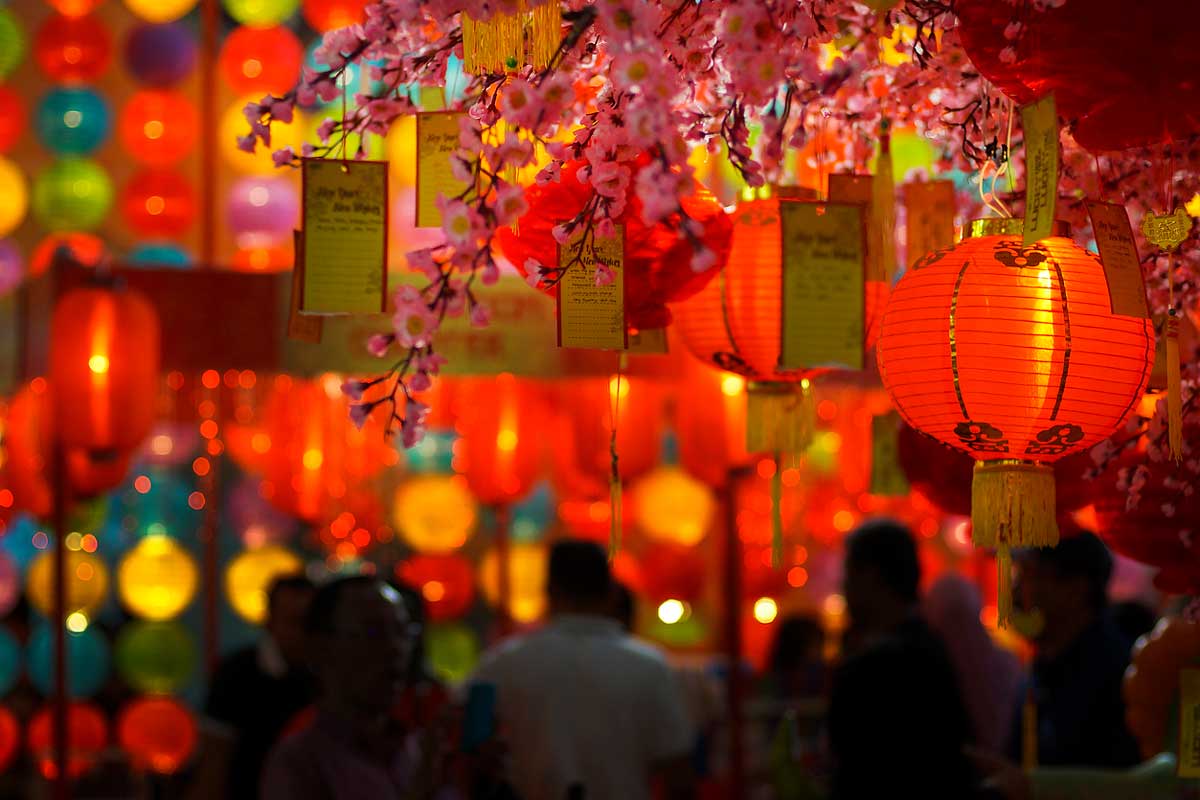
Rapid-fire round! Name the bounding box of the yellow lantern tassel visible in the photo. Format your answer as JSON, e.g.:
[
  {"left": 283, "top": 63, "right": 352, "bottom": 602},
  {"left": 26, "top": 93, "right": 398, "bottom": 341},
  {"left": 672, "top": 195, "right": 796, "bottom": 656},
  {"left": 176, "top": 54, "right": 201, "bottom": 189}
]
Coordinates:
[
  {"left": 996, "top": 545, "right": 1012, "bottom": 629},
  {"left": 461, "top": 8, "right": 523, "bottom": 74},
  {"left": 1167, "top": 312, "right": 1183, "bottom": 462},
  {"left": 528, "top": 0, "right": 561, "bottom": 69},
  {"left": 771, "top": 455, "right": 784, "bottom": 568},
  {"left": 746, "top": 381, "right": 814, "bottom": 455},
  {"left": 872, "top": 119, "right": 896, "bottom": 282}
]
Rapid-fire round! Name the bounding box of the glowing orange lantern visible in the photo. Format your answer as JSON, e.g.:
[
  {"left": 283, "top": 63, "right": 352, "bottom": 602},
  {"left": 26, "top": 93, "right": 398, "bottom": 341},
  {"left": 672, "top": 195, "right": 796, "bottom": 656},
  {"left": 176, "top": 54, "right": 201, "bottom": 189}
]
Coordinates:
[
  {"left": 49, "top": 282, "right": 160, "bottom": 452},
  {"left": 631, "top": 466, "right": 715, "bottom": 547},
  {"left": 672, "top": 350, "right": 750, "bottom": 487},
  {"left": 119, "top": 169, "right": 195, "bottom": 237},
  {"left": 117, "top": 697, "right": 197, "bottom": 774},
  {"left": 118, "top": 90, "right": 198, "bottom": 166},
  {"left": 28, "top": 702, "right": 108, "bottom": 779},
  {"left": 30, "top": 233, "right": 105, "bottom": 278},
  {"left": 877, "top": 219, "right": 1153, "bottom": 620},
  {"left": 453, "top": 375, "right": 546, "bottom": 507},
  {"left": 263, "top": 376, "right": 393, "bottom": 522},
  {"left": 34, "top": 13, "right": 111, "bottom": 83},
  {"left": 396, "top": 554, "right": 475, "bottom": 622},
  {"left": 0, "top": 707, "right": 17, "bottom": 773},
  {"left": 218, "top": 25, "right": 302, "bottom": 95},
  {"left": 302, "top": 0, "right": 369, "bottom": 31}
]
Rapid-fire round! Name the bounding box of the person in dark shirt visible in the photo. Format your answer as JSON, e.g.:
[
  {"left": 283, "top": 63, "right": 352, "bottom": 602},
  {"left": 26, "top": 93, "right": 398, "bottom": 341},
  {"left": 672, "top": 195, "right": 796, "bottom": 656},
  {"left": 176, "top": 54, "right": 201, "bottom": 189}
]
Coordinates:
[
  {"left": 1009, "top": 533, "right": 1141, "bottom": 768},
  {"left": 828, "top": 519, "right": 976, "bottom": 799},
  {"left": 203, "top": 574, "right": 317, "bottom": 800}
]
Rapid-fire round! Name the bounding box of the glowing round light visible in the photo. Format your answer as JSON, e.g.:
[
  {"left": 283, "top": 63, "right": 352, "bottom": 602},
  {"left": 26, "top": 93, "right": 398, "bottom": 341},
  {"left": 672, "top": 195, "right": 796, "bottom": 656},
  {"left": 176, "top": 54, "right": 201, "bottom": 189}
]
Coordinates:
[
  {"left": 120, "top": 169, "right": 195, "bottom": 237},
  {"left": 227, "top": 175, "right": 298, "bottom": 248},
  {"left": 87, "top": 353, "right": 108, "bottom": 374},
  {"left": 395, "top": 554, "right": 475, "bottom": 622},
  {"left": 27, "top": 548, "right": 109, "bottom": 619},
  {"left": 32, "top": 158, "right": 113, "bottom": 231},
  {"left": 118, "top": 697, "right": 197, "bottom": 774},
  {"left": 753, "top": 597, "right": 779, "bottom": 624},
  {"left": 118, "top": 535, "right": 198, "bottom": 621},
  {"left": 219, "top": 25, "right": 302, "bottom": 94},
  {"left": 427, "top": 623, "right": 479, "bottom": 684},
  {"left": 36, "top": 88, "right": 111, "bottom": 156},
  {"left": 0, "top": 158, "right": 27, "bottom": 238},
  {"left": 657, "top": 599, "right": 686, "bottom": 625},
  {"left": 393, "top": 475, "right": 477, "bottom": 554},
  {"left": 34, "top": 13, "right": 112, "bottom": 83},
  {"left": 222, "top": 0, "right": 300, "bottom": 28},
  {"left": 27, "top": 624, "right": 110, "bottom": 698},
  {"left": 0, "top": 11, "right": 26, "bottom": 80},
  {"left": 122, "top": 0, "right": 199, "bottom": 24},
  {"left": 48, "top": 0, "right": 103, "bottom": 17},
  {"left": 225, "top": 545, "right": 304, "bottom": 623},
  {"left": 27, "top": 702, "right": 108, "bottom": 780},
  {"left": 479, "top": 542, "right": 546, "bottom": 623},
  {"left": 631, "top": 466, "right": 715, "bottom": 547},
  {"left": 124, "top": 23, "right": 196, "bottom": 87},
  {"left": 119, "top": 90, "right": 198, "bottom": 166},
  {"left": 219, "top": 95, "right": 306, "bottom": 174},
  {"left": 303, "top": 0, "right": 368, "bottom": 31},
  {"left": 0, "top": 628, "right": 21, "bottom": 696}
]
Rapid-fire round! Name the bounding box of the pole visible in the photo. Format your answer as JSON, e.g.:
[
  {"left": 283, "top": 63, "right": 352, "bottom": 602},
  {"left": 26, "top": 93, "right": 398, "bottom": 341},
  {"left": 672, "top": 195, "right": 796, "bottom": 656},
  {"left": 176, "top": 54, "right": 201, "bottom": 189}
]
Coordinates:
[
  {"left": 722, "top": 466, "right": 749, "bottom": 798},
  {"left": 199, "top": 0, "right": 219, "bottom": 268},
  {"left": 51, "top": 442, "right": 69, "bottom": 800}
]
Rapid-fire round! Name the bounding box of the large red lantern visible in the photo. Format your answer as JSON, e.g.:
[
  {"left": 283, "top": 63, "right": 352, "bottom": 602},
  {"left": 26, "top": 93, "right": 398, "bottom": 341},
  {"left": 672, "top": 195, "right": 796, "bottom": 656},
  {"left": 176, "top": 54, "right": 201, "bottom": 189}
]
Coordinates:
[
  {"left": 34, "top": 13, "right": 112, "bottom": 83},
  {"left": 453, "top": 375, "right": 546, "bottom": 507},
  {"left": 119, "top": 169, "right": 195, "bottom": 237},
  {"left": 117, "top": 697, "right": 197, "bottom": 774},
  {"left": 1123, "top": 618, "right": 1200, "bottom": 759},
  {"left": 218, "top": 25, "right": 303, "bottom": 95},
  {"left": 118, "top": 90, "right": 198, "bottom": 166},
  {"left": 28, "top": 702, "right": 108, "bottom": 779},
  {"left": 49, "top": 282, "right": 160, "bottom": 453},
  {"left": 672, "top": 351, "right": 749, "bottom": 488},
  {"left": 877, "top": 219, "right": 1153, "bottom": 620},
  {"left": 494, "top": 157, "right": 732, "bottom": 331},
  {"left": 955, "top": 0, "right": 1200, "bottom": 152}
]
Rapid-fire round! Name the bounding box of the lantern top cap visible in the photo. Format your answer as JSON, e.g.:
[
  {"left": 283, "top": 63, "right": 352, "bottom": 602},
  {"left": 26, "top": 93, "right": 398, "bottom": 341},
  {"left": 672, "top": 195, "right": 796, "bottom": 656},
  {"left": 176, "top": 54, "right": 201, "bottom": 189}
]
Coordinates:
[{"left": 966, "top": 217, "right": 1071, "bottom": 239}]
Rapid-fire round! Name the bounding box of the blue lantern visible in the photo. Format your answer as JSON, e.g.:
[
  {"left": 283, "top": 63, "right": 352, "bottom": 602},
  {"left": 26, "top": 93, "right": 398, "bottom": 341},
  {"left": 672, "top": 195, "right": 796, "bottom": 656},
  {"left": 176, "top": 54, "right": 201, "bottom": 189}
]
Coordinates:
[{"left": 36, "top": 88, "right": 111, "bottom": 156}]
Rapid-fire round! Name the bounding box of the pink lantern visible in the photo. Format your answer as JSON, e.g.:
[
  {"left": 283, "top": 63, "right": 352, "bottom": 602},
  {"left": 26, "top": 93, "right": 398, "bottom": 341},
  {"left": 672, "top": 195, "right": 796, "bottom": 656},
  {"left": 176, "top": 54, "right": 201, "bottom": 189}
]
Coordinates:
[{"left": 227, "top": 176, "right": 298, "bottom": 249}]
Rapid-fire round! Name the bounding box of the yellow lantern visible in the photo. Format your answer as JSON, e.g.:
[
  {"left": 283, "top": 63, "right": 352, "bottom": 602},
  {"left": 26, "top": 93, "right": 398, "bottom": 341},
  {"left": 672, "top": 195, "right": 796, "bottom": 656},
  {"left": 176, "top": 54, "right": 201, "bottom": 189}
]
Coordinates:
[
  {"left": 0, "top": 157, "right": 28, "bottom": 238},
  {"left": 117, "top": 536, "right": 198, "bottom": 621},
  {"left": 479, "top": 542, "right": 546, "bottom": 624},
  {"left": 225, "top": 545, "right": 304, "bottom": 624},
  {"left": 386, "top": 116, "right": 416, "bottom": 188},
  {"left": 220, "top": 97, "right": 306, "bottom": 174},
  {"left": 27, "top": 549, "right": 110, "bottom": 620},
  {"left": 122, "top": 0, "right": 198, "bottom": 23},
  {"left": 631, "top": 466, "right": 716, "bottom": 547},
  {"left": 393, "top": 475, "right": 477, "bottom": 554}
]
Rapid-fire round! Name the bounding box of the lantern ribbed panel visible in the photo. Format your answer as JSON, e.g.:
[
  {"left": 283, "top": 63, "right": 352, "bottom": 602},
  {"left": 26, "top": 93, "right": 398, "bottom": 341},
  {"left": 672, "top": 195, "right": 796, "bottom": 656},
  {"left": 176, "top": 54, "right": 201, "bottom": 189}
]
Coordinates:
[{"left": 878, "top": 234, "right": 1153, "bottom": 463}]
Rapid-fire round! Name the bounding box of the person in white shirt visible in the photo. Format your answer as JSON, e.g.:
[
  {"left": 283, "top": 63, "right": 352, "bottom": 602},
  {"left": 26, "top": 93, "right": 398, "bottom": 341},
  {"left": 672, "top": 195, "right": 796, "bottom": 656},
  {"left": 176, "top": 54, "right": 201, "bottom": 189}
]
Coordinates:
[{"left": 469, "top": 540, "right": 696, "bottom": 800}]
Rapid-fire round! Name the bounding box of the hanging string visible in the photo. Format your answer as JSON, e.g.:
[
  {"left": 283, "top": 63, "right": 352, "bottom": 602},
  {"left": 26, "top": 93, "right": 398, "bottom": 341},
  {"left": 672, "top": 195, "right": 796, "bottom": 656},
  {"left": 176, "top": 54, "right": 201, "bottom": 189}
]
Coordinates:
[
  {"left": 608, "top": 354, "right": 626, "bottom": 558},
  {"left": 339, "top": 72, "right": 350, "bottom": 173},
  {"left": 770, "top": 453, "right": 784, "bottom": 568},
  {"left": 817, "top": 113, "right": 828, "bottom": 200},
  {"left": 1165, "top": 142, "right": 1183, "bottom": 462}
]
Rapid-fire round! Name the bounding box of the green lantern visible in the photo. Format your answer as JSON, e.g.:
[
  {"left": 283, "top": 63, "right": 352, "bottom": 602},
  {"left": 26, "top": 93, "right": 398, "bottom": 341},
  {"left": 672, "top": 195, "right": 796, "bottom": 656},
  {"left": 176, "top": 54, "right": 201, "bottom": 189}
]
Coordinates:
[
  {"left": 33, "top": 158, "right": 113, "bottom": 231},
  {"left": 427, "top": 623, "right": 479, "bottom": 684},
  {"left": 115, "top": 621, "right": 196, "bottom": 694},
  {"left": 222, "top": 0, "right": 299, "bottom": 27},
  {"left": 0, "top": 11, "right": 25, "bottom": 81}
]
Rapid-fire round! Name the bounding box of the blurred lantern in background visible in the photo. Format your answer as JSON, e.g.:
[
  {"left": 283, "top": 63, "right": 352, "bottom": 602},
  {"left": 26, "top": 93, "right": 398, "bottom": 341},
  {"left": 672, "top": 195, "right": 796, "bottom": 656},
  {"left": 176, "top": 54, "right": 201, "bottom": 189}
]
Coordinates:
[
  {"left": 120, "top": 169, "right": 196, "bottom": 237},
  {"left": 0, "top": 707, "right": 17, "bottom": 774},
  {"left": 219, "top": 25, "right": 303, "bottom": 95},
  {"left": 118, "top": 90, "right": 197, "bottom": 166},
  {"left": 302, "top": 0, "right": 369, "bottom": 31},
  {"left": 396, "top": 554, "right": 475, "bottom": 622},
  {"left": 638, "top": 543, "right": 707, "bottom": 604},
  {"left": 426, "top": 623, "right": 479, "bottom": 684},
  {"left": 0, "top": 240, "right": 22, "bottom": 295},
  {"left": 30, "top": 232, "right": 104, "bottom": 277},
  {"left": 631, "top": 466, "right": 715, "bottom": 547},
  {"left": 0, "top": 158, "right": 28, "bottom": 238},
  {"left": 220, "top": 95, "right": 306, "bottom": 173},
  {"left": 672, "top": 354, "right": 750, "bottom": 488},
  {"left": 32, "top": 158, "right": 113, "bottom": 231},
  {"left": 50, "top": 281, "right": 160, "bottom": 452},
  {"left": 27, "top": 624, "right": 111, "bottom": 699},
  {"left": 1123, "top": 618, "right": 1200, "bottom": 758},
  {"left": 117, "top": 535, "right": 198, "bottom": 621},
  {"left": 454, "top": 375, "right": 546, "bottom": 507},
  {"left": 227, "top": 175, "right": 299, "bottom": 249},
  {"left": 393, "top": 475, "right": 477, "bottom": 554},
  {"left": 27, "top": 548, "right": 110, "bottom": 620},
  {"left": 0, "top": 554, "right": 19, "bottom": 619},
  {"left": 0, "top": 11, "right": 26, "bottom": 80},
  {"left": 224, "top": 0, "right": 300, "bottom": 27},
  {"left": 127, "top": 243, "right": 191, "bottom": 268},
  {"left": 124, "top": 23, "right": 196, "bottom": 87},
  {"left": 118, "top": 697, "right": 197, "bottom": 774},
  {"left": 49, "top": 0, "right": 103, "bottom": 17},
  {"left": 0, "top": 628, "right": 21, "bottom": 696},
  {"left": 34, "top": 14, "right": 112, "bottom": 83},
  {"left": 225, "top": 544, "right": 304, "bottom": 624},
  {"left": 27, "top": 702, "right": 108, "bottom": 779},
  {"left": 36, "top": 88, "right": 111, "bottom": 156},
  {"left": 122, "top": 0, "right": 198, "bottom": 23},
  {"left": 480, "top": 542, "right": 546, "bottom": 624},
  {"left": 114, "top": 621, "right": 196, "bottom": 694},
  {"left": 0, "top": 87, "right": 26, "bottom": 154}
]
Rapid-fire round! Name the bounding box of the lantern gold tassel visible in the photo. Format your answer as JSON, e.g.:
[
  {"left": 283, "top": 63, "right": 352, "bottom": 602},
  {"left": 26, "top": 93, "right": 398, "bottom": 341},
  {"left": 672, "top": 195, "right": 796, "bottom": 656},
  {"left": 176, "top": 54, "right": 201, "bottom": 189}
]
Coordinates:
[
  {"left": 1167, "top": 312, "right": 1183, "bottom": 462},
  {"left": 771, "top": 455, "right": 784, "bottom": 568},
  {"left": 461, "top": 8, "right": 523, "bottom": 75},
  {"left": 871, "top": 119, "right": 897, "bottom": 282},
  {"left": 746, "top": 382, "right": 814, "bottom": 455},
  {"left": 529, "top": 0, "right": 561, "bottom": 69},
  {"left": 972, "top": 460, "right": 1058, "bottom": 627},
  {"left": 1021, "top": 688, "right": 1039, "bottom": 770}
]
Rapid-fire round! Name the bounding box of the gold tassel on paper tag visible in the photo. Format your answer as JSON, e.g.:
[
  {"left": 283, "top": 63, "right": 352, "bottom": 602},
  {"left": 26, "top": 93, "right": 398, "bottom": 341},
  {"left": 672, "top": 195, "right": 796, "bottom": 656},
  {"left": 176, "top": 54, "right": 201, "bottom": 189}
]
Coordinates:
[
  {"left": 1140, "top": 207, "right": 1192, "bottom": 462},
  {"left": 1167, "top": 312, "right": 1183, "bottom": 462},
  {"left": 462, "top": 1, "right": 561, "bottom": 75},
  {"left": 746, "top": 381, "right": 814, "bottom": 455},
  {"left": 771, "top": 455, "right": 784, "bottom": 568},
  {"left": 971, "top": 459, "right": 1059, "bottom": 626},
  {"left": 872, "top": 119, "right": 896, "bottom": 283}
]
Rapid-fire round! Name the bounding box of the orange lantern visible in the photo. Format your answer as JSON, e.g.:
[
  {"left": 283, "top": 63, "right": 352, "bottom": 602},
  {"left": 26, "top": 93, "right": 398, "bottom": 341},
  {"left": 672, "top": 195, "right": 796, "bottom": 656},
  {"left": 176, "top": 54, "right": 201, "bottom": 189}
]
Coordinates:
[
  {"left": 302, "top": 0, "right": 369, "bottom": 31},
  {"left": 117, "top": 697, "right": 197, "bottom": 774},
  {"left": 118, "top": 90, "right": 198, "bottom": 166},
  {"left": 263, "top": 376, "right": 393, "bottom": 523},
  {"left": 28, "top": 702, "right": 108, "bottom": 779},
  {"left": 50, "top": 282, "right": 160, "bottom": 453},
  {"left": 119, "top": 169, "right": 195, "bottom": 237},
  {"left": 218, "top": 25, "right": 302, "bottom": 95},
  {"left": 672, "top": 349, "right": 749, "bottom": 487},
  {"left": 30, "top": 233, "right": 105, "bottom": 278},
  {"left": 0, "top": 707, "right": 17, "bottom": 773},
  {"left": 396, "top": 554, "right": 475, "bottom": 622},
  {"left": 34, "top": 13, "right": 112, "bottom": 83},
  {"left": 877, "top": 219, "right": 1153, "bottom": 621},
  {"left": 453, "top": 375, "right": 545, "bottom": 507}
]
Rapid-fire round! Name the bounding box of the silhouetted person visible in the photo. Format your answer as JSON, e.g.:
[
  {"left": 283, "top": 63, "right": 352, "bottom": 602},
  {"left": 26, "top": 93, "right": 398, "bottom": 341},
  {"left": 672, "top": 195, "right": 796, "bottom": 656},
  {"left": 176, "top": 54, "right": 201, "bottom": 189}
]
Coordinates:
[
  {"left": 1111, "top": 599, "right": 1158, "bottom": 645},
  {"left": 204, "top": 574, "right": 316, "bottom": 800},
  {"left": 610, "top": 580, "right": 635, "bottom": 632},
  {"left": 828, "top": 519, "right": 976, "bottom": 798},
  {"left": 1009, "top": 533, "right": 1141, "bottom": 767},
  {"left": 470, "top": 540, "right": 695, "bottom": 800},
  {"left": 765, "top": 615, "right": 826, "bottom": 703},
  {"left": 261, "top": 575, "right": 434, "bottom": 799}
]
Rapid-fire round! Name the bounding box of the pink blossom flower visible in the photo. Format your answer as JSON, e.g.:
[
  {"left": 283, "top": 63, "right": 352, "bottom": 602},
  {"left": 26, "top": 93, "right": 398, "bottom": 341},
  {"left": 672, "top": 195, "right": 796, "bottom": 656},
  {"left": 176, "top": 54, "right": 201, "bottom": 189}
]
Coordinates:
[
  {"left": 272, "top": 146, "right": 295, "bottom": 167},
  {"left": 480, "top": 260, "right": 500, "bottom": 285},
  {"left": 236, "top": 135, "right": 257, "bottom": 154},
  {"left": 594, "top": 264, "right": 615, "bottom": 286},
  {"left": 341, "top": 379, "right": 368, "bottom": 400},
  {"left": 494, "top": 183, "right": 529, "bottom": 225},
  {"left": 438, "top": 197, "right": 483, "bottom": 247},
  {"left": 349, "top": 403, "right": 371, "bottom": 430},
  {"left": 415, "top": 352, "right": 446, "bottom": 375},
  {"left": 469, "top": 302, "right": 491, "bottom": 327},
  {"left": 392, "top": 300, "right": 439, "bottom": 348},
  {"left": 690, "top": 245, "right": 717, "bottom": 272},
  {"left": 409, "top": 370, "right": 432, "bottom": 392},
  {"left": 366, "top": 333, "right": 393, "bottom": 357},
  {"left": 316, "top": 118, "right": 338, "bottom": 143}
]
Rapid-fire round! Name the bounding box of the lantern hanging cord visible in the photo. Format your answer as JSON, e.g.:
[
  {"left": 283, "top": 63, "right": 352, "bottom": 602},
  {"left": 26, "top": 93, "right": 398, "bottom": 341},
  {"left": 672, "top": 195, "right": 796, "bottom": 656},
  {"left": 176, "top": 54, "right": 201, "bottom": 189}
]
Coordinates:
[{"left": 608, "top": 353, "right": 626, "bottom": 558}]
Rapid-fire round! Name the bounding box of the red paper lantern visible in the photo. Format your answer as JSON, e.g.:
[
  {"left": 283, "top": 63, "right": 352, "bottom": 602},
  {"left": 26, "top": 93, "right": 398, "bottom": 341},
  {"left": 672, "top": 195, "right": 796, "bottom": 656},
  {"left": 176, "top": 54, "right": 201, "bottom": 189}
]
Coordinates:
[
  {"left": 0, "top": 707, "right": 18, "bottom": 773},
  {"left": 49, "top": 283, "right": 160, "bottom": 453},
  {"left": 30, "top": 233, "right": 105, "bottom": 278},
  {"left": 1123, "top": 619, "right": 1200, "bottom": 759},
  {"left": 453, "top": 375, "right": 546, "bottom": 507},
  {"left": 302, "top": 0, "right": 369, "bottom": 32},
  {"left": 672, "top": 350, "right": 749, "bottom": 487},
  {"left": 47, "top": 0, "right": 101, "bottom": 17},
  {"left": 119, "top": 169, "right": 195, "bottom": 237},
  {"left": 34, "top": 14, "right": 112, "bottom": 83},
  {"left": 118, "top": 90, "right": 198, "bottom": 166},
  {"left": 955, "top": 0, "right": 1200, "bottom": 151},
  {"left": 494, "top": 157, "right": 732, "bottom": 331},
  {"left": 396, "top": 554, "right": 475, "bottom": 622},
  {"left": 0, "top": 86, "right": 25, "bottom": 154},
  {"left": 638, "top": 543, "right": 706, "bottom": 603},
  {"left": 117, "top": 697, "right": 197, "bottom": 774},
  {"left": 27, "top": 702, "right": 108, "bottom": 779},
  {"left": 877, "top": 219, "right": 1153, "bottom": 617},
  {"left": 674, "top": 194, "right": 888, "bottom": 454},
  {"left": 218, "top": 25, "right": 302, "bottom": 95}
]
